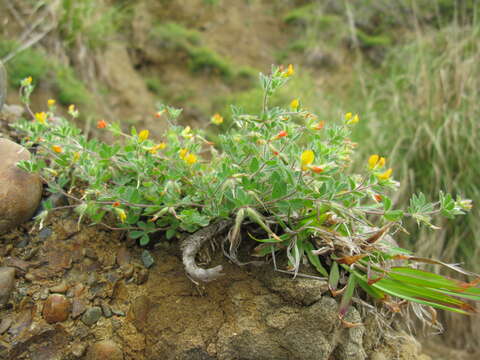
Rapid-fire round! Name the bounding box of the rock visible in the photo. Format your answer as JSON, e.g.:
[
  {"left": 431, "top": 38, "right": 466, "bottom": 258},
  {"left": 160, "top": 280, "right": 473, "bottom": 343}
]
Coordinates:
[
  {"left": 136, "top": 268, "right": 149, "bottom": 285},
  {"left": 86, "top": 340, "right": 123, "bottom": 360},
  {"left": 0, "top": 317, "right": 12, "bottom": 334},
  {"left": 50, "top": 280, "right": 68, "bottom": 293},
  {"left": 71, "top": 342, "right": 87, "bottom": 358},
  {"left": 0, "top": 138, "right": 43, "bottom": 234},
  {"left": 101, "top": 303, "right": 113, "bottom": 318},
  {"left": 0, "top": 267, "right": 16, "bottom": 306},
  {"left": 1, "top": 104, "right": 24, "bottom": 118},
  {"left": 141, "top": 250, "right": 155, "bottom": 268},
  {"left": 0, "top": 60, "right": 5, "bottom": 111},
  {"left": 111, "top": 308, "right": 125, "bottom": 317},
  {"left": 116, "top": 247, "right": 131, "bottom": 266},
  {"left": 81, "top": 306, "right": 102, "bottom": 326},
  {"left": 42, "top": 294, "right": 71, "bottom": 323},
  {"left": 38, "top": 227, "right": 52, "bottom": 240},
  {"left": 130, "top": 295, "right": 150, "bottom": 331},
  {"left": 71, "top": 298, "right": 87, "bottom": 319}
]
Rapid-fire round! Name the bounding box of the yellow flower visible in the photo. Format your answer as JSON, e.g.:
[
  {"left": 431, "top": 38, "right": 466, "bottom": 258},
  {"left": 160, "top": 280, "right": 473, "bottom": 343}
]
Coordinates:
[
  {"left": 35, "top": 112, "right": 47, "bottom": 124},
  {"left": 184, "top": 153, "right": 197, "bottom": 165},
  {"left": 148, "top": 142, "right": 167, "bottom": 154},
  {"left": 377, "top": 156, "right": 385, "bottom": 168},
  {"left": 368, "top": 154, "right": 386, "bottom": 169},
  {"left": 211, "top": 113, "right": 224, "bottom": 125},
  {"left": 138, "top": 129, "right": 149, "bottom": 142},
  {"left": 377, "top": 168, "right": 393, "bottom": 181},
  {"left": 283, "top": 64, "right": 294, "bottom": 77},
  {"left": 347, "top": 114, "right": 360, "bottom": 125},
  {"left": 68, "top": 104, "right": 75, "bottom": 113},
  {"left": 181, "top": 126, "right": 193, "bottom": 139},
  {"left": 345, "top": 112, "right": 353, "bottom": 121},
  {"left": 47, "top": 99, "right": 56, "bottom": 107},
  {"left": 22, "top": 77, "right": 33, "bottom": 86},
  {"left": 301, "top": 150, "right": 315, "bottom": 170},
  {"left": 179, "top": 148, "right": 188, "bottom": 159},
  {"left": 52, "top": 145, "right": 63, "bottom": 153},
  {"left": 115, "top": 208, "right": 127, "bottom": 223},
  {"left": 290, "top": 98, "right": 300, "bottom": 111}
]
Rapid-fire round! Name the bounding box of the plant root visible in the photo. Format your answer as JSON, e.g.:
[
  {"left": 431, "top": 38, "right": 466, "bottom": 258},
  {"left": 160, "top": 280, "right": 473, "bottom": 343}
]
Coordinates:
[{"left": 181, "top": 219, "right": 233, "bottom": 283}]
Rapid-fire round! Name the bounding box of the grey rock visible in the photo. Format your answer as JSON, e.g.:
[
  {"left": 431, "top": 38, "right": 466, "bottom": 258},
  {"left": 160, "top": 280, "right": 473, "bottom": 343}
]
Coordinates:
[
  {"left": 101, "top": 303, "right": 113, "bottom": 318},
  {"left": 141, "top": 250, "right": 155, "bottom": 268},
  {"left": 0, "top": 267, "right": 16, "bottom": 306},
  {"left": 81, "top": 306, "right": 102, "bottom": 326},
  {"left": 111, "top": 308, "right": 125, "bottom": 317},
  {"left": 38, "top": 227, "right": 52, "bottom": 240},
  {"left": 0, "top": 138, "right": 43, "bottom": 234}
]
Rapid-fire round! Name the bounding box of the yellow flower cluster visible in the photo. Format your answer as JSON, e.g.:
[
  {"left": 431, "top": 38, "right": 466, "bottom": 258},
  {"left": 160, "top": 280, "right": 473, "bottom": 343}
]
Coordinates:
[
  {"left": 345, "top": 112, "right": 359, "bottom": 125},
  {"left": 138, "top": 130, "right": 149, "bottom": 142},
  {"left": 211, "top": 113, "right": 224, "bottom": 125},
  {"left": 35, "top": 112, "right": 47, "bottom": 124},
  {"left": 368, "top": 154, "right": 393, "bottom": 180},
  {"left": 283, "top": 64, "right": 294, "bottom": 77},
  {"left": 179, "top": 148, "right": 197, "bottom": 165},
  {"left": 148, "top": 142, "right": 167, "bottom": 154}
]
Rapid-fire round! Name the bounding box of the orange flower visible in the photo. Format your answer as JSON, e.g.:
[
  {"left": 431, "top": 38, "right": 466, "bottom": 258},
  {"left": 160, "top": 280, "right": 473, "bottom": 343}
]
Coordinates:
[
  {"left": 313, "top": 121, "right": 325, "bottom": 130},
  {"left": 275, "top": 130, "right": 288, "bottom": 139},
  {"left": 97, "top": 119, "right": 107, "bottom": 129},
  {"left": 311, "top": 166, "right": 324, "bottom": 174},
  {"left": 112, "top": 201, "right": 121, "bottom": 207},
  {"left": 52, "top": 145, "right": 63, "bottom": 153},
  {"left": 374, "top": 194, "right": 383, "bottom": 202}
]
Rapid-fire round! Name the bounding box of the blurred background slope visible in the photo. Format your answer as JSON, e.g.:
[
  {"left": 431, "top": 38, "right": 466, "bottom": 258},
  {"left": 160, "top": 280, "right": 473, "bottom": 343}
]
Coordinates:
[{"left": 1, "top": 0, "right": 479, "bottom": 355}]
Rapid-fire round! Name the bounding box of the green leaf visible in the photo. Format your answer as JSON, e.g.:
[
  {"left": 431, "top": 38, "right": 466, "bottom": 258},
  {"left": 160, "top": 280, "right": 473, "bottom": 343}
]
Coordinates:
[
  {"left": 339, "top": 275, "right": 357, "bottom": 317},
  {"left": 129, "top": 230, "right": 145, "bottom": 239},
  {"left": 329, "top": 261, "right": 340, "bottom": 291},
  {"left": 304, "top": 242, "right": 329, "bottom": 277},
  {"left": 249, "top": 157, "right": 259, "bottom": 172},
  {"left": 139, "top": 234, "right": 150, "bottom": 246},
  {"left": 384, "top": 210, "right": 404, "bottom": 222}
]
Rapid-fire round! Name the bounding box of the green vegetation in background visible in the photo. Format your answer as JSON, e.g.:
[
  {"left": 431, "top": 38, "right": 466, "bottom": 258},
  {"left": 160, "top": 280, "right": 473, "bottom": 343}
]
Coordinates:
[
  {"left": 0, "top": 40, "right": 49, "bottom": 86},
  {"left": 59, "top": 0, "right": 132, "bottom": 49},
  {"left": 352, "top": 23, "right": 480, "bottom": 270},
  {"left": 0, "top": 40, "right": 92, "bottom": 107},
  {"left": 54, "top": 66, "right": 91, "bottom": 106},
  {"left": 151, "top": 22, "right": 255, "bottom": 82}
]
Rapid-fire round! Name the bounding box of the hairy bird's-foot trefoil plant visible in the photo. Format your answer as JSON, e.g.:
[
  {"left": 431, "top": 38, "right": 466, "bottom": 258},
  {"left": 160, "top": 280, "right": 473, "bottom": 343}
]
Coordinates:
[{"left": 13, "top": 66, "right": 479, "bottom": 327}]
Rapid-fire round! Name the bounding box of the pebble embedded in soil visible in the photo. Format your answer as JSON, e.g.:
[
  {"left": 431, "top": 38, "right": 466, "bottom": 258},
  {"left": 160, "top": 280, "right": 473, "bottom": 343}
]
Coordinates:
[
  {"left": 71, "top": 342, "right": 87, "bottom": 358},
  {"left": 81, "top": 306, "right": 102, "bottom": 326},
  {"left": 42, "top": 294, "right": 71, "bottom": 323},
  {"left": 101, "top": 303, "right": 113, "bottom": 318},
  {"left": 0, "top": 138, "right": 43, "bottom": 234},
  {"left": 0, "top": 267, "right": 16, "bottom": 306},
  {"left": 50, "top": 280, "right": 68, "bottom": 294},
  {"left": 86, "top": 340, "right": 124, "bottom": 360},
  {"left": 141, "top": 250, "right": 155, "bottom": 268}
]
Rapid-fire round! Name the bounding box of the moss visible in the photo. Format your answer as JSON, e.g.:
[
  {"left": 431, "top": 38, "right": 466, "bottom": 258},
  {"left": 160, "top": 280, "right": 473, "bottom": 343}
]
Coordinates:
[
  {"left": 187, "top": 47, "right": 233, "bottom": 78},
  {"left": 151, "top": 22, "right": 202, "bottom": 50},
  {"left": 0, "top": 40, "right": 49, "bottom": 86},
  {"left": 283, "top": 4, "right": 318, "bottom": 26},
  {"left": 356, "top": 29, "right": 392, "bottom": 48},
  {"left": 152, "top": 22, "right": 237, "bottom": 80},
  {"left": 145, "top": 78, "right": 166, "bottom": 97},
  {"left": 53, "top": 65, "right": 91, "bottom": 106}
]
